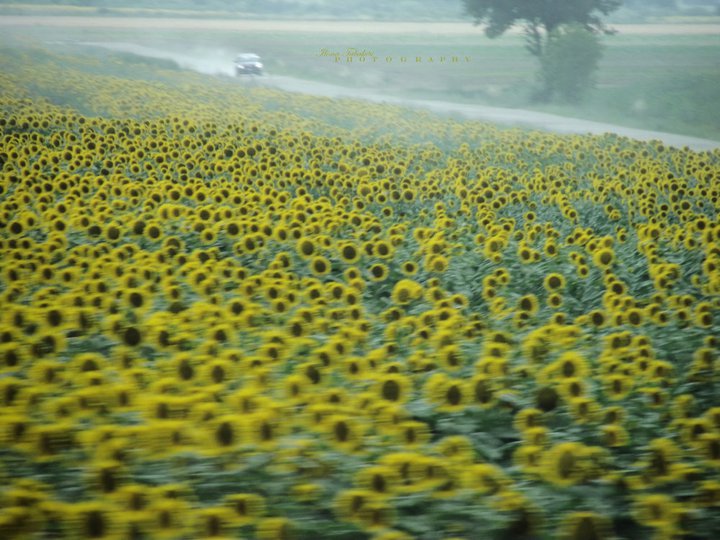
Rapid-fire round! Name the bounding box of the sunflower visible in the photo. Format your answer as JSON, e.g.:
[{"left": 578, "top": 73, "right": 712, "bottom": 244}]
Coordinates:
[
  {"left": 601, "top": 425, "right": 629, "bottom": 447},
  {"left": 435, "top": 435, "right": 475, "bottom": 464},
  {"left": 432, "top": 378, "right": 467, "bottom": 413},
  {"left": 558, "top": 377, "right": 587, "bottom": 400},
  {"left": 110, "top": 484, "right": 154, "bottom": 515},
  {"left": 694, "top": 308, "right": 713, "bottom": 328},
  {"left": 200, "top": 358, "right": 236, "bottom": 386},
  {"left": 27, "top": 358, "right": 63, "bottom": 386},
  {"left": 324, "top": 414, "right": 363, "bottom": 453},
  {"left": 469, "top": 374, "right": 496, "bottom": 408},
  {"left": 28, "top": 422, "right": 76, "bottom": 462},
  {"left": 368, "top": 263, "right": 389, "bottom": 282},
  {"left": 38, "top": 305, "right": 71, "bottom": 332},
  {"left": 310, "top": 255, "right": 331, "bottom": 277},
  {"left": 569, "top": 397, "right": 599, "bottom": 424},
  {"left": 333, "top": 489, "right": 376, "bottom": 524},
  {"left": 513, "top": 444, "right": 543, "bottom": 474},
  {"left": 147, "top": 497, "right": 191, "bottom": 540},
  {"left": 169, "top": 353, "right": 197, "bottom": 383},
  {"left": 540, "top": 442, "right": 592, "bottom": 487},
  {"left": 535, "top": 386, "right": 559, "bottom": 412},
  {"left": 29, "top": 329, "right": 66, "bottom": 360},
  {"left": 375, "top": 373, "right": 411, "bottom": 404},
  {"left": 390, "top": 420, "right": 429, "bottom": 448},
  {"left": 117, "top": 324, "right": 143, "bottom": 348},
  {"left": 513, "top": 408, "right": 544, "bottom": 432},
  {"left": 200, "top": 415, "right": 244, "bottom": 456},
  {"left": 223, "top": 493, "right": 266, "bottom": 526},
  {"left": 192, "top": 506, "right": 238, "bottom": 539},
  {"left": 463, "top": 463, "right": 508, "bottom": 495},
  {"left": 517, "top": 294, "right": 539, "bottom": 315},
  {"left": 143, "top": 222, "right": 163, "bottom": 242},
  {"left": 62, "top": 501, "right": 123, "bottom": 540},
  {"left": 696, "top": 433, "right": 720, "bottom": 466},
  {"left": 291, "top": 482, "right": 323, "bottom": 503},
  {"left": 428, "top": 462, "right": 462, "bottom": 500},
  {"left": 641, "top": 438, "right": 685, "bottom": 484},
  {"left": 400, "top": 260, "right": 419, "bottom": 276},
  {"left": 438, "top": 344, "right": 464, "bottom": 371},
  {"left": 356, "top": 465, "right": 400, "bottom": 498},
  {"left": 592, "top": 247, "right": 615, "bottom": 269},
  {"left": 558, "top": 512, "right": 613, "bottom": 540},
  {"left": 338, "top": 242, "right": 361, "bottom": 264},
  {"left": 355, "top": 500, "right": 396, "bottom": 532},
  {"left": 522, "top": 426, "right": 549, "bottom": 447},
  {"left": 632, "top": 494, "right": 680, "bottom": 529},
  {"left": 247, "top": 411, "right": 282, "bottom": 449},
  {"left": 372, "top": 239, "right": 394, "bottom": 259},
  {"left": 425, "top": 255, "right": 449, "bottom": 273},
  {"left": 296, "top": 237, "right": 316, "bottom": 259},
  {"left": 696, "top": 480, "right": 720, "bottom": 508},
  {"left": 625, "top": 307, "right": 644, "bottom": 326},
  {"left": 552, "top": 352, "right": 590, "bottom": 379},
  {"left": 587, "top": 309, "right": 606, "bottom": 328},
  {"left": 0, "top": 413, "right": 32, "bottom": 452},
  {"left": 484, "top": 235, "right": 505, "bottom": 259},
  {"left": 390, "top": 279, "right": 422, "bottom": 305},
  {"left": 374, "top": 402, "right": 410, "bottom": 435},
  {"left": 603, "top": 374, "right": 633, "bottom": 400}
]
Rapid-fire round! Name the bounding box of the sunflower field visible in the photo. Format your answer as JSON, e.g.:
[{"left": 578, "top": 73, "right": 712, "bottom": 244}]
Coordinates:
[{"left": 0, "top": 47, "right": 719, "bottom": 540}]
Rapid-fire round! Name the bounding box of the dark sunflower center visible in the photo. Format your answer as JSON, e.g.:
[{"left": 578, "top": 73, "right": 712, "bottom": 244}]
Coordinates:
[
  {"left": 351, "top": 495, "right": 365, "bottom": 513},
  {"left": 536, "top": 387, "right": 558, "bottom": 412},
  {"left": 708, "top": 439, "right": 720, "bottom": 460},
  {"left": 335, "top": 421, "right": 349, "bottom": 442},
  {"left": 207, "top": 516, "right": 220, "bottom": 537},
  {"left": 86, "top": 511, "right": 105, "bottom": 538},
  {"left": 100, "top": 469, "right": 116, "bottom": 493},
  {"left": 372, "top": 474, "right": 386, "bottom": 493},
  {"left": 179, "top": 360, "right": 194, "bottom": 380},
  {"left": 216, "top": 422, "right": 234, "bottom": 446},
  {"left": 558, "top": 451, "right": 575, "bottom": 479},
  {"left": 573, "top": 517, "right": 600, "bottom": 540},
  {"left": 381, "top": 380, "right": 400, "bottom": 401},
  {"left": 211, "top": 365, "right": 225, "bottom": 383},
  {"left": 447, "top": 385, "right": 462, "bottom": 405},
  {"left": 123, "top": 327, "right": 141, "bottom": 346}
]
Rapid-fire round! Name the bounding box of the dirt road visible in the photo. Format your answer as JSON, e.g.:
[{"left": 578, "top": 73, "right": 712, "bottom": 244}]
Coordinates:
[
  {"left": 266, "top": 74, "right": 720, "bottom": 151},
  {"left": 259, "top": 75, "right": 719, "bottom": 151},
  {"left": 3, "top": 12, "right": 718, "bottom": 151},
  {"left": 81, "top": 41, "right": 720, "bottom": 152}
]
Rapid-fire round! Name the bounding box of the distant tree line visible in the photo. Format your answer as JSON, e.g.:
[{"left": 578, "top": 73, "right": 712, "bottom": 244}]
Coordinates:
[{"left": 2, "top": 0, "right": 718, "bottom": 19}]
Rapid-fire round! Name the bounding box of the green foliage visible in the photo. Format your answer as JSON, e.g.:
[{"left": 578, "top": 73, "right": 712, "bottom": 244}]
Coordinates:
[
  {"left": 462, "top": 0, "right": 622, "bottom": 49},
  {"left": 461, "top": 1, "right": 616, "bottom": 107},
  {"left": 537, "top": 24, "right": 604, "bottom": 104}
]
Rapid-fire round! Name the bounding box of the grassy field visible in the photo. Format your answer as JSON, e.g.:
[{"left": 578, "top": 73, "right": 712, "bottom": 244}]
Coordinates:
[
  {"left": 1, "top": 18, "right": 719, "bottom": 140},
  {"left": 1, "top": 38, "right": 720, "bottom": 540}
]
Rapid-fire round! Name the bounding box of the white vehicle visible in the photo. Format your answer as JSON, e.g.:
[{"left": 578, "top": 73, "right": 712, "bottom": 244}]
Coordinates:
[{"left": 234, "top": 53, "right": 263, "bottom": 76}]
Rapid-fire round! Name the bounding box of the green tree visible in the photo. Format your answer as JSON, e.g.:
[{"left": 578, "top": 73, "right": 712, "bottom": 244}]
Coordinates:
[
  {"left": 462, "top": 0, "right": 620, "bottom": 103},
  {"left": 461, "top": 0, "right": 621, "bottom": 57},
  {"left": 538, "top": 24, "right": 603, "bottom": 103}
]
